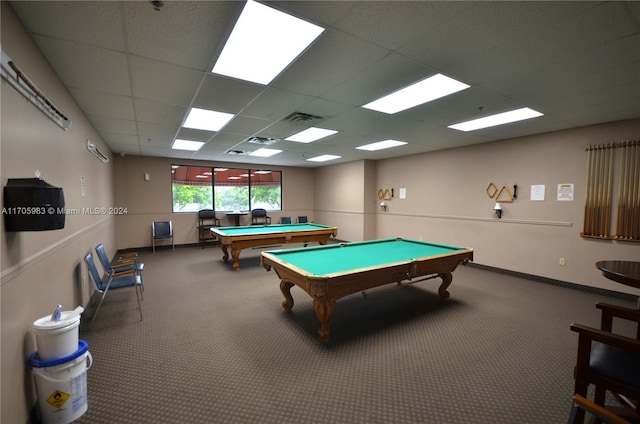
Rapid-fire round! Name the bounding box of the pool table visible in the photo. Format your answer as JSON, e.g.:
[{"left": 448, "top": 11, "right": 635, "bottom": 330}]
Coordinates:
[
  {"left": 211, "top": 223, "right": 338, "bottom": 271},
  {"left": 261, "top": 238, "right": 473, "bottom": 343}
]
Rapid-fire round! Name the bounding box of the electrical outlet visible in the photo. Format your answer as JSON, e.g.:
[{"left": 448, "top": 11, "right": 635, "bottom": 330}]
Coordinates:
[{"left": 559, "top": 258, "right": 566, "bottom": 266}]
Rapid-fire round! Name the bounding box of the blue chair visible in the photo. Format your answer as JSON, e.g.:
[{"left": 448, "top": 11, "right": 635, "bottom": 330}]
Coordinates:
[
  {"left": 95, "top": 244, "right": 144, "bottom": 292},
  {"left": 152, "top": 221, "right": 174, "bottom": 253},
  {"left": 297, "top": 216, "right": 308, "bottom": 223},
  {"left": 280, "top": 216, "right": 292, "bottom": 224},
  {"left": 84, "top": 252, "right": 143, "bottom": 325}
]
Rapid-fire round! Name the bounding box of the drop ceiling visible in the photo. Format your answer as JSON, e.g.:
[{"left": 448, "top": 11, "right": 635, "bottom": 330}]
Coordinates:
[{"left": 8, "top": 1, "right": 640, "bottom": 167}]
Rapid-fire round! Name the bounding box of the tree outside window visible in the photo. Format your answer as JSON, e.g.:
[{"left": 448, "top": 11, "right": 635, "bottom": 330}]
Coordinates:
[{"left": 172, "top": 165, "right": 282, "bottom": 213}]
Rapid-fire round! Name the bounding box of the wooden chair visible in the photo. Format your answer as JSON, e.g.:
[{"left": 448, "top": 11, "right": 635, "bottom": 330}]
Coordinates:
[
  {"left": 569, "top": 302, "right": 640, "bottom": 423},
  {"left": 568, "top": 394, "right": 631, "bottom": 424}
]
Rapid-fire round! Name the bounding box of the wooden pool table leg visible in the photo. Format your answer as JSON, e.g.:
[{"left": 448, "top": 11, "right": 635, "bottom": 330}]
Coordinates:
[
  {"left": 220, "top": 244, "right": 230, "bottom": 262},
  {"left": 438, "top": 272, "right": 452, "bottom": 299},
  {"left": 313, "top": 299, "right": 336, "bottom": 344},
  {"left": 280, "top": 280, "right": 295, "bottom": 312},
  {"left": 231, "top": 248, "right": 241, "bottom": 271}
]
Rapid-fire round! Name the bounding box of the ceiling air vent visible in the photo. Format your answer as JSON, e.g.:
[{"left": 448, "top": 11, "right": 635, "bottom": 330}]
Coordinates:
[
  {"left": 245, "top": 136, "right": 279, "bottom": 146},
  {"left": 282, "top": 112, "right": 323, "bottom": 122},
  {"left": 226, "top": 149, "right": 249, "bottom": 155}
]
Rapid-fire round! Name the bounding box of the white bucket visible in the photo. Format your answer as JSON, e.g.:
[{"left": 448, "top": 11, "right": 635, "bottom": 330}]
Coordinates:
[
  {"left": 29, "top": 340, "right": 92, "bottom": 424},
  {"left": 33, "top": 306, "right": 83, "bottom": 360}
]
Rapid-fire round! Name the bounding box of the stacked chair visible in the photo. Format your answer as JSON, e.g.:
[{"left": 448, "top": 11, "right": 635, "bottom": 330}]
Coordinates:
[{"left": 84, "top": 245, "right": 144, "bottom": 326}]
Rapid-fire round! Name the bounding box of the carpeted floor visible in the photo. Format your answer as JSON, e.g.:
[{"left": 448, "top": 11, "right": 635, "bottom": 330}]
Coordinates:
[{"left": 72, "top": 243, "right": 636, "bottom": 423}]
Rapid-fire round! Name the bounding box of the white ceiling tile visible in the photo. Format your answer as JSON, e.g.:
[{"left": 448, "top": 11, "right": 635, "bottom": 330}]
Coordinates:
[
  {"left": 32, "top": 35, "right": 131, "bottom": 95},
  {"left": 124, "top": 1, "right": 240, "bottom": 71},
  {"left": 194, "top": 74, "right": 265, "bottom": 113},
  {"left": 11, "top": 1, "right": 126, "bottom": 50},
  {"left": 12, "top": 0, "right": 640, "bottom": 168},
  {"left": 129, "top": 56, "right": 204, "bottom": 106},
  {"left": 89, "top": 116, "right": 137, "bottom": 135},
  {"left": 69, "top": 88, "right": 134, "bottom": 120},
  {"left": 134, "top": 99, "right": 187, "bottom": 127}
]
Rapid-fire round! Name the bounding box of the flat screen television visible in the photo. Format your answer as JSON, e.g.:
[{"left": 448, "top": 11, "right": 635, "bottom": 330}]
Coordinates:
[{"left": 3, "top": 178, "right": 65, "bottom": 231}]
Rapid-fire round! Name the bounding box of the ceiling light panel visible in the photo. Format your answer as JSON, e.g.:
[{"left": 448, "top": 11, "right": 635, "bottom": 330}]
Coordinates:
[
  {"left": 362, "top": 73, "right": 470, "bottom": 114},
  {"left": 285, "top": 127, "right": 338, "bottom": 143},
  {"left": 249, "top": 148, "right": 283, "bottom": 157},
  {"left": 307, "top": 154, "right": 341, "bottom": 162},
  {"left": 356, "top": 139, "right": 408, "bottom": 151},
  {"left": 183, "top": 108, "right": 234, "bottom": 131},
  {"left": 211, "top": 0, "right": 325, "bottom": 85},
  {"left": 172, "top": 139, "right": 205, "bottom": 151},
  {"left": 448, "top": 107, "right": 544, "bottom": 131}
]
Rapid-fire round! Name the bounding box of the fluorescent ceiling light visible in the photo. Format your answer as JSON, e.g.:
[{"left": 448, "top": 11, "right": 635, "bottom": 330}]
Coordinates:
[
  {"left": 183, "top": 108, "right": 234, "bottom": 132},
  {"left": 172, "top": 139, "right": 205, "bottom": 151},
  {"left": 286, "top": 127, "right": 338, "bottom": 143},
  {"left": 254, "top": 170, "right": 272, "bottom": 174},
  {"left": 363, "top": 73, "right": 470, "bottom": 114},
  {"left": 249, "top": 148, "right": 282, "bottom": 157},
  {"left": 307, "top": 154, "right": 341, "bottom": 162},
  {"left": 211, "top": 0, "right": 324, "bottom": 85},
  {"left": 448, "top": 107, "right": 543, "bottom": 131},
  {"left": 356, "top": 139, "right": 408, "bottom": 151}
]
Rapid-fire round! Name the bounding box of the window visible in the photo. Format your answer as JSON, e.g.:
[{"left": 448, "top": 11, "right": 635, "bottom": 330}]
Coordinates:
[
  {"left": 172, "top": 165, "right": 282, "bottom": 213},
  {"left": 171, "top": 166, "right": 213, "bottom": 212}
]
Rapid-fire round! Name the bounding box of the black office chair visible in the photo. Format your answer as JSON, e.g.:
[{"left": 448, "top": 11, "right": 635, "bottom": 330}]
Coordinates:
[
  {"left": 152, "top": 221, "right": 174, "bottom": 253},
  {"left": 297, "top": 216, "right": 308, "bottom": 223},
  {"left": 280, "top": 216, "right": 292, "bottom": 224},
  {"left": 251, "top": 209, "right": 271, "bottom": 225},
  {"left": 569, "top": 302, "right": 640, "bottom": 423},
  {"left": 198, "top": 209, "right": 221, "bottom": 246}
]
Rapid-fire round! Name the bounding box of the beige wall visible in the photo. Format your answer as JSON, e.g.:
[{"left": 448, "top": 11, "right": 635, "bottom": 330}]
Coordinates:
[
  {"left": 373, "top": 119, "right": 640, "bottom": 294},
  {"left": 112, "top": 155, "right": 315, "bottom": 249},
  {"left": 1, "top": 4, "right": 116, "bottom": 423}
]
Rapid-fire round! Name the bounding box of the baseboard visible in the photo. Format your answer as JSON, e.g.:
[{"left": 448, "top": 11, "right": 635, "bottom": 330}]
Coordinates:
[{"left": 467, "top": 262, "right": 638, "bottom": 302}]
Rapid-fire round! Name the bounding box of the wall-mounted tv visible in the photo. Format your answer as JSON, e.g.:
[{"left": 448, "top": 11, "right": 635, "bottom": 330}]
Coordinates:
[{"left": 3, "top": 178, "right": 65, "bottom": 231}]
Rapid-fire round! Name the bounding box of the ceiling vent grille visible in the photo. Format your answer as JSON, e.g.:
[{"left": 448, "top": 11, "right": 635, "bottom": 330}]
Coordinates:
[
  {"left": 226, "top": 149, "right": 249, "bottom": 155},
  {"left": 245, "top": 136, "right": 279, "bottom": 145},
  {"left": 282, "top": 112, "right": 323, "bottom": 122}
]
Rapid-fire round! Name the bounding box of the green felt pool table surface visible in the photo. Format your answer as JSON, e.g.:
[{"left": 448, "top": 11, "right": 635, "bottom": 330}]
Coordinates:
[
  {"left": 212, "top": 223, "right": 333, "bottom": 236},
  {"left": 264, "top": 238, "right": 468, "bottom": 276},
  {"left": 211, "top": 223, "right": 338, "bottom": 271},
  {"left": 261, "top": 238, "right": 473, "bottom": 343}
]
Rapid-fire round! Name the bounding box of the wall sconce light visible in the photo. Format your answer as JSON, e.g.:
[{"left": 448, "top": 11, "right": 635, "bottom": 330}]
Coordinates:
[
  {"left": 494, "top": 202, "right": 502, "bottom": 219},
  {"left": 380, "top": 202, "right": 387, "bottom": 211}
]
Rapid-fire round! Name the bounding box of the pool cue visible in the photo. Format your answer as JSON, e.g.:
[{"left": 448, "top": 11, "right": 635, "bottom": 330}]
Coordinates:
[
  {"left": 594, "top": 145, "right": 602, "bottom": 237},
  {"left": 584, "top": 146, "right": 594, "bottom": 235},
  {"left": 603, "top": 144, "right": 613, "bottom": 237},
  {"left": 632, "top": 142, "right": 640, "bottom": 239},
  {"left": 620, "top": 142, "right": 631, "bottom": 239}
]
